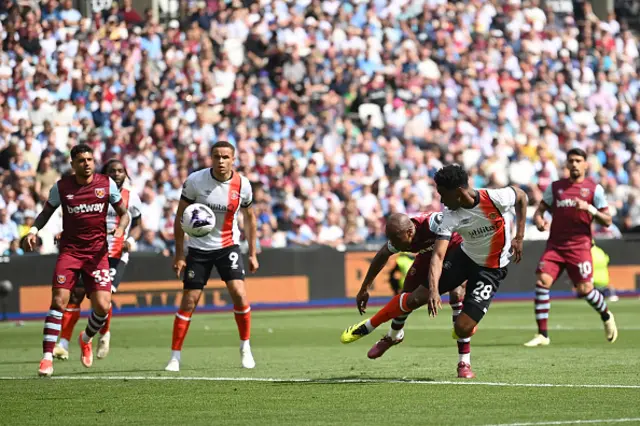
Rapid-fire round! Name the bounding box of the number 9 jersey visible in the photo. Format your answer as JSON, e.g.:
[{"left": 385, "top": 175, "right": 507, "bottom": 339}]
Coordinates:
[{"left": 180, "top": 169, "right": 253, "bottom": 289}]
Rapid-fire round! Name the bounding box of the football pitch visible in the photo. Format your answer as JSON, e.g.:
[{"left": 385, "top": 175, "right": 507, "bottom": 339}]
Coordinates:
[{"left": 1, "top": 300, "right": 640, "bottom": 425}]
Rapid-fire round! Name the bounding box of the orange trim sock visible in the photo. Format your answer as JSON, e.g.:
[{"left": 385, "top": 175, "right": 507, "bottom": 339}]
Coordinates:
[
  {"left": 371, "top": 293, "right": 412, "bottom": 328},
  {"left": 99, "top": 304, "right": 113, "bottom": 335},
  {"left": 60, "top": 303, "right": 81, "bottom": 341},
  {"left": 233, "top": 305, "right": 251, "bottom": 341},
  {"left": 171, "top": 310, "right": 193, "bottom": 351}
]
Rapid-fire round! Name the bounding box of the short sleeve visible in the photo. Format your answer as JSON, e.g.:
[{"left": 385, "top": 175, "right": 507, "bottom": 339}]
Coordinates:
[
  {"left": 487, "top": 187, "right": 517, "bottom": 213},
  {"left": 432, "top": 210, "right": 455, "bottom": 240},
  {"left": 240, "top": 177, "right": 253, "bottom": 208},
  {"left": 181, "top": 176, "right": 196, "bottom": 203},
  {"left": 387, "top": 241, "right": 399, "bottom": 254},
  {"left": 542, "top": 185, "right": 554, "bottom": 206},
  {"left": 47, "top": 182, "right": 61, "bottom": 208},
  {"left": 128, "top": 191, "right": 142, "bottom": 218},
  {"left": 593, "top": 184, "right": 609, "bottom": 210},
  {"left": 108, "top": 178, "right": 122, "bottom": 205}
]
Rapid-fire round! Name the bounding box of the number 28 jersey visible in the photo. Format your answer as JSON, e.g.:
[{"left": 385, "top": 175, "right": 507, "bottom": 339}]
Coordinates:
[{"left": 181, "top": 169, "right": 253, "bottom": 251}]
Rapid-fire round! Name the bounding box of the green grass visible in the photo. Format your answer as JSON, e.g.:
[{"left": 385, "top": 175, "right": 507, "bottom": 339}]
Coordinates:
[{"left": 1, "top": 300, "right": 640, "bottom": 425}]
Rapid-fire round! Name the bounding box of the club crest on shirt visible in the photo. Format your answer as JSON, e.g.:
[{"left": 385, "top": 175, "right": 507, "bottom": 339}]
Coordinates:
[
  {"left": 230, "top": 190, "right": 240, "bottom": 200},
  {"left": 95, "top": 188, "right": 106, "bottom": 199},
  {"left": 408, "top": 267, "right": 416, "bottom": 276},
  {"left": 580, "top": 188, "right": 591, "bottom": 198},
  {"left": 57, "top": 275, "right": 66, "bottom": 284},
  {"left": 488, "top": 212, "right": 499, "bottom": 220}
]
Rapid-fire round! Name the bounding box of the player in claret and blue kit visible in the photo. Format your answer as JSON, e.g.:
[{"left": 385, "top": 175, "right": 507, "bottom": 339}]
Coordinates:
[
  {"left": 525, "top": 148, "right": 618, "bottom": 347},
  {"left": 25, "top": 144, "right": 130, "bottom": 377},
  {"left": 53, "top": 158, "right": 142, "bottom": 361}
]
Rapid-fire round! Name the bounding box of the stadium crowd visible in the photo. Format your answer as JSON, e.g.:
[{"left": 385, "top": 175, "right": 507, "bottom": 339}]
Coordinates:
[{"left": 0, "top": 0, "right": 639, "bottom": 256}]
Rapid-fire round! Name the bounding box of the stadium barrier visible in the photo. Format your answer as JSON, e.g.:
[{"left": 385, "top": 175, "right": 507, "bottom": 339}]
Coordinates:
[{"left": 1, "top": 240, "right": 639, "bottom": 320}]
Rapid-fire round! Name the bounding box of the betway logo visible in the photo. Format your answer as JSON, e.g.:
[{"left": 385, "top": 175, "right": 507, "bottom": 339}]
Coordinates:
[
  {"left": 556, "top": 199, "right": 576, "bottom": 208},
  {"left": 66, "top": 203, "right": 105, "bottom": 214}
]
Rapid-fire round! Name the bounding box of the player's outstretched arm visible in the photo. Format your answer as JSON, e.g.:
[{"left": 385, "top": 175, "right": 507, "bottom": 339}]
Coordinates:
[
  {"left": 510, "top": 185, "right": 528, "bottom": 263},
  {"left": 356, "top": 243, "right": 393, "bottom": 314},
  {"left": 427, "top": 239, "right": 447, "bottom": 317},
  {"left": 24, "top": 203, "right": 57, "bottom": 252},
  {"left": 241, "top": 206, "right": 259, "bottom": 273}
]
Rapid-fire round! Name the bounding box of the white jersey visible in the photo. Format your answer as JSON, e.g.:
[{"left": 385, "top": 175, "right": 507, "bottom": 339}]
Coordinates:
[
  {"left": 106, "top": 183, "right": 142, "bottom": 263},
  {"left": 181, "top": 169, "right": 253, "bottom": 251},
  {"left": 433, "top": 188, "right": 517, "bottom": 268}
]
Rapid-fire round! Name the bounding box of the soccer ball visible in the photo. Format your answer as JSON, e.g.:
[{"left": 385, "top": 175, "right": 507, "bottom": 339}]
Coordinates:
[{"left": 181, "top": 203, "right": 216, "bottom": 238}]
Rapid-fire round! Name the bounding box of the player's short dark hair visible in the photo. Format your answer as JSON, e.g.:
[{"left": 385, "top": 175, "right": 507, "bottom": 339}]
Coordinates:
[
  {"left": 211, "top": 141, "right": 235, "bottom": 155},
  {"left": 101, "top": 158, "right": 130, "bottom": 178},
  {"left": 434, "top": 164, "right": 469, "bottom": 190},
  {"left": 70, "top": 144, "right": 93, "bottom": 160},
  {"left": 566, "top": 148, "right": 587, "bottom": 160}
]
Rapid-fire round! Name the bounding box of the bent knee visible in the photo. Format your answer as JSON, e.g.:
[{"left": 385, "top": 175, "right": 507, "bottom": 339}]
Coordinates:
[
  {"left": 407, "top": 287, "right": 430, "bottom": 309},
  {"left": 454, "top": 313, "right": 478, "bottom": 338},
  {"left": 575, "top": 282, "right": 594, "bottom": 297},
  {"left": 180, "top": 291, "right": 201, "bottom": 312},
  {"left": 51, "top": 296, "right": 67, "bottom": 311},
  {"left": 449, "top": 286, "right": 465, "bottom": 303},
  {"left": 536, "top": 274, "right": 553, "bottom": 289}
]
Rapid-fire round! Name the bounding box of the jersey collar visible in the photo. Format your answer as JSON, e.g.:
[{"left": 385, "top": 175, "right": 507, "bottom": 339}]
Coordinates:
[{"left": 209, "top": 168, "right": 234, "bottom": 183}]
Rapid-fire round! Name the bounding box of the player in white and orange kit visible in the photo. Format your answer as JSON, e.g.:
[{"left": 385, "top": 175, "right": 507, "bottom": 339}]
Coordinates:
[
  {"left": 341, "top": 165, "right": 528, "bottom": 376},
  {"left": 53, "top": 159, "right": 142, "bottom": 361},
  {"left": 165, "top": 141, "right": 259, "bottom": 372}
]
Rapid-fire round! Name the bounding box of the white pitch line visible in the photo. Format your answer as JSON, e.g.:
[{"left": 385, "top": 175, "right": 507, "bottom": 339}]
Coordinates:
[
  {"left": 482, "top": 418, "right": 640, "bottom": 426},
  {"left": 1, "top": 376, "right": 640, "bottom": 389}
]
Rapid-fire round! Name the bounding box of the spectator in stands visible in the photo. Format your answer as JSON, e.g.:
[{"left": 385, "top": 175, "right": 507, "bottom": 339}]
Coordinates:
[
  {"left": 0, "top": 0, "right": 638, "bottom": 256},
  {"left": 137, "top": 229, "right": 170, "bottom": 257},
  {"left": 0, "top": 208, "right": 19, "bottom": 253}
]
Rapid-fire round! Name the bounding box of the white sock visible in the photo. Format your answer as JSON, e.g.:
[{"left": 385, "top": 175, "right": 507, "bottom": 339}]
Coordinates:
[
  {"left": 82, "top": 333, "right": 91, "bottom": 343},
  {"left": 100, "top": 331, "right": 110, "bottom": 339},
  {"left": 364, "top": 319, "right": 374, "bottom": 332},
  {"left": 59, "top": 338, "right": 69, "bottom": 350},
  {"left": 171, "top": 350, "right": 181, "bottom": 362},
  {"left": 387, "top": 328, "right": 404, "bottom": 341},
  {"left": 459, "top": 353, "right": 471, "bottom": 365},
  {"left": 43, "top": 353, "right": 53, "bottom": 361},
  {"left": 240, "top": 340, "right": 250, "bottom": 351}
]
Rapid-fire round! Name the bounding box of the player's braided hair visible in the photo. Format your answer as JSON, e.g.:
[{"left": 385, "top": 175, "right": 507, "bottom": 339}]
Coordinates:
[
  {"left": 434, "top": 164, "right": 469, "bottom": 190},
  {"left": 101, "top": 158, "right": 130, "bottom": 179}
]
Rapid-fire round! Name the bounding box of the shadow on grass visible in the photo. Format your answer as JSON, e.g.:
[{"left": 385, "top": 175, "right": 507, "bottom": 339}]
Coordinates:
[
  {"left": 59, "top": 368, "right": 200, "bottom": 376},
  {"left": 271, "top": 376, "right": 437, "bottom": 386}
]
